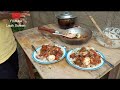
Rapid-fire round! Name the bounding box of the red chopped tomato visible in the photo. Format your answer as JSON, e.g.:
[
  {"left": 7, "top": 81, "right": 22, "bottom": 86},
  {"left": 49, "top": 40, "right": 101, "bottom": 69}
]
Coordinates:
[
  {"left": 70, "top": 53, "right": 75, "bottom": 59},
  {"left": 55, "top": 56, "right": 59, "bottom": 60},
  {"left": 43, "top": 53, "right": 48, "bottom": 57}
]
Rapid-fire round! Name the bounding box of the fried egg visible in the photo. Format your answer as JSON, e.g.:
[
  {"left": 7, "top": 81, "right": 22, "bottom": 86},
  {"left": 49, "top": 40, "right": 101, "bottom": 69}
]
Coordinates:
[
  {"left": 83, "top": 57, "right": 90, "bottom": 65},
  {"left": 47, "top": 55, "right": 55, "bottom": 61}
]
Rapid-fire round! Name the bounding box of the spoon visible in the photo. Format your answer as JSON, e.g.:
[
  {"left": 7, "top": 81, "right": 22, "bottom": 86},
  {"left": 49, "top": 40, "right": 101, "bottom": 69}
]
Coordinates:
[
  {"left": 96, "top": 51, "right": 114, "bottom": 68},
  {"left": 31, "top": 45, "right": 37, "bottom": 53},
  {"left": 102, "top": 57, "right": 114, "bottom": 68},
  {"left": 88, "top": 16, "right": 114, "bottom": 45}
]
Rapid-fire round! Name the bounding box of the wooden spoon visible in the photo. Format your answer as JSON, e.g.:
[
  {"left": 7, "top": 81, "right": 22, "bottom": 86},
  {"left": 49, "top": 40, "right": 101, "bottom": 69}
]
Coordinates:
[{"left": 89, "top": 16, "right": 113, "bottom": 44}]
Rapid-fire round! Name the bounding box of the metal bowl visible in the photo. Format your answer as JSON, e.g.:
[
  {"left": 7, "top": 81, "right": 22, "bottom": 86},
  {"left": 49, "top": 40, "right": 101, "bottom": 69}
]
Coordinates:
[
  {"left": 94, "top": 27, "right": 120, "bottom": 48},
  {"left": 58, "top": 27, "right": 92, "bottom": 45}
]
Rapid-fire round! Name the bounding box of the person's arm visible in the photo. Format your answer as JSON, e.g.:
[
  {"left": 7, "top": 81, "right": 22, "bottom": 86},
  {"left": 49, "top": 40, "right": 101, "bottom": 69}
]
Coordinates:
[{"left": 0, "top": 12, "right": 12, "bottom": 20}]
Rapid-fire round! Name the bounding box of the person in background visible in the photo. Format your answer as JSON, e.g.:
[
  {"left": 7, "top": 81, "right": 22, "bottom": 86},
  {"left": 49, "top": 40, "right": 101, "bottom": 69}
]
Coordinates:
[{"left": 0, "top": 11, "right": 30, "bottom": 79}]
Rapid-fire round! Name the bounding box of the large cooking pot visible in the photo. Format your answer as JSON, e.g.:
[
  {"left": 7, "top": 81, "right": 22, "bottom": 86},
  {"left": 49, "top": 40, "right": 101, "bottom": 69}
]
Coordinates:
[
  {"left": 56, "top": 11, "right": 77, "bottom": 29},
  {"left": 38, "top": 26, "right": 92, "bottom": 45}
]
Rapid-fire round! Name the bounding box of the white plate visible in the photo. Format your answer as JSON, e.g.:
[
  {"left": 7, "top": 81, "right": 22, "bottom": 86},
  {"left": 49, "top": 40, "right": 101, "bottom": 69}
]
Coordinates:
[
  {"left": 66, "top": 48, "right": 105, "bottom": 70},
  {"left": 32, "top": 45, "right": 66, "bottom": 64}
]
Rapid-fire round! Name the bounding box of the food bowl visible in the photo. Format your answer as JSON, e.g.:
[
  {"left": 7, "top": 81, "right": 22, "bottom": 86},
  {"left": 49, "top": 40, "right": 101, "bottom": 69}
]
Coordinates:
[
  {"left": 94, "top": 27, "right": 120, "bottom": 48},
  {"left": 66, "top": 47, "right": 105, "bottom": 70},
  {"left": 32, "top": 44, "right": 66, "bottom": 64}
]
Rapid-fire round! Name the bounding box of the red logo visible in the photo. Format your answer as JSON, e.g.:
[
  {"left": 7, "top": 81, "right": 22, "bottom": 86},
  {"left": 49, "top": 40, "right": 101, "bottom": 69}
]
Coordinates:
[{"left": 11, "top": 12, "right": 21, "bottom": 19}]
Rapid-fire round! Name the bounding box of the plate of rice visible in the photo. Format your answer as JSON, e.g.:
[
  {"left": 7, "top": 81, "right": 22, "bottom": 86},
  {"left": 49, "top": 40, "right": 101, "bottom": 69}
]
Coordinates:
[
  {"left": 32, "top": 44, "right": 66, "bottom": 64},
  {"left": 66, "top": 46, "right": 105, "bottom": 70}
]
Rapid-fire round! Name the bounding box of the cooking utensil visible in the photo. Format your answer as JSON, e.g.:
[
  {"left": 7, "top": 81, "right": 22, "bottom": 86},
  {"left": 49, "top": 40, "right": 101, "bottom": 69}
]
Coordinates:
[
  {"left": 52, "top": 33, "right": 75, "bottom": 38},
  {"left": 89, "top": 16, "right": 104, "bottom": 36},
  {"left": 96, "top": 51, "right": 114, "bottom": 68},
  {"left": 56, "top": 11, "right": 77, "bottom": 29},
  {"left": 31, "top": 45, "right": 37, "bottom": 53},
  {"left": 95, "top": 27, "right": 120, "bottom": 48},
  {"left": 38, "top": 26, "right": 92, "bottom": 45},
  {"left": 89, "top": 16, "right": 113, "bottom": 45},
  {"left": 38, "top": 26, "right": 56, "bottom": 33},
  {"left": 38, "top": 26, "right": 77, "bottom": 39},
  {"left": 102, "top": 57, "right": 114, "bottom": 68},
  {"left": 58, "top": 27, "right": 92, "bottom": 45}
]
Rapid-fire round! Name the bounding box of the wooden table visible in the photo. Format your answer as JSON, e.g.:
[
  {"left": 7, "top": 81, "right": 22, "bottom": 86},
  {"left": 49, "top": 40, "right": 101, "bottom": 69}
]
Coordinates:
[{"left": 14, "top": 24, "right": 120, "bottom": 79}]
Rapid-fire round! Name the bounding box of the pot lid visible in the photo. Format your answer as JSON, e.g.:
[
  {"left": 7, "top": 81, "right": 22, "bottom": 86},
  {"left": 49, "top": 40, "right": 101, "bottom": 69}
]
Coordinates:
[{"left": 57, "top": 11, "right": 77, "bottom": 19}]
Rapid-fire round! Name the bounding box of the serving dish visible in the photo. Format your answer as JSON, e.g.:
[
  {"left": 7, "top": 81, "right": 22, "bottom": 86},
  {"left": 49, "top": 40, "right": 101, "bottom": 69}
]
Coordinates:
[
  {"left": 32, "top": 44, "right": 66, "bottom": 64},
  {"left": 66, "top": 47, "right": 105, "bottom": 70}
]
